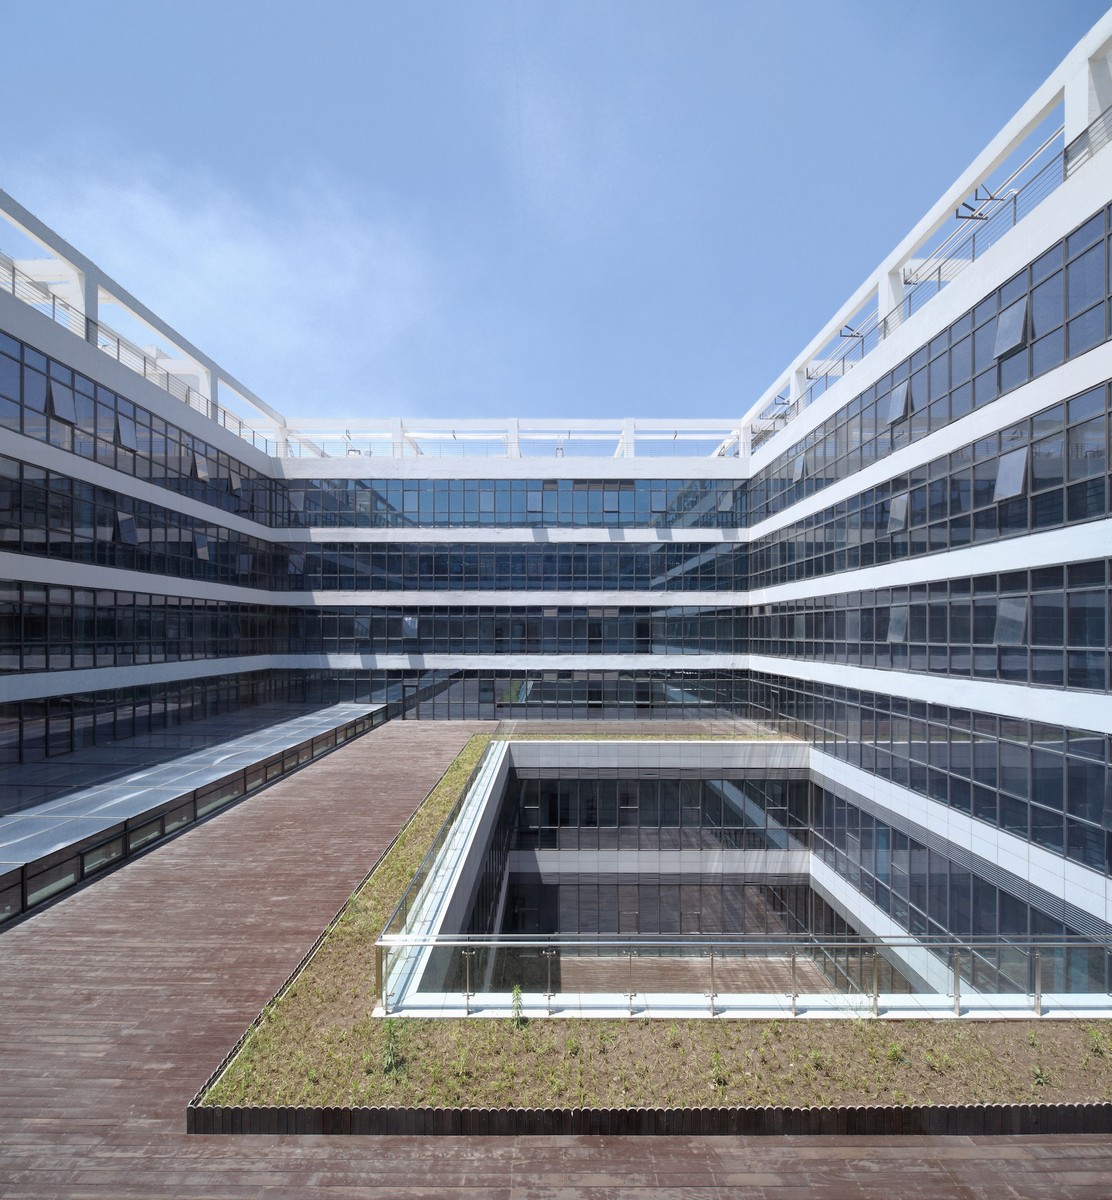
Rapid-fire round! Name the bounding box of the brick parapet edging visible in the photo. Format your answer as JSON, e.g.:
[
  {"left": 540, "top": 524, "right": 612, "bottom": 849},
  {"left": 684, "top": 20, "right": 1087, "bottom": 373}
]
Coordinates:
[{"left": 187, "top": 1100, "right": 1112, "bottom": 1136}]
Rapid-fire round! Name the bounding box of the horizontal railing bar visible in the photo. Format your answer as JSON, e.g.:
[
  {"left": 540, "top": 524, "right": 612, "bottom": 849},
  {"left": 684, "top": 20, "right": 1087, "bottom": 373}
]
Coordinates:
[{"left": 377, "top": 935, "right": 1109, "bottom": 950}]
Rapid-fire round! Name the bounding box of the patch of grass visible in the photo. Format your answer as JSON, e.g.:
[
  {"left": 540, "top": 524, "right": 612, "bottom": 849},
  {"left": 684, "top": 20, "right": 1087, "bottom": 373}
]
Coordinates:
[
  {"left": 197, "top": 732, "right": 1112, "bottom": 1113},
  {"left": 207, "top": 1008, "right": 1112, "bottom": 1110}
]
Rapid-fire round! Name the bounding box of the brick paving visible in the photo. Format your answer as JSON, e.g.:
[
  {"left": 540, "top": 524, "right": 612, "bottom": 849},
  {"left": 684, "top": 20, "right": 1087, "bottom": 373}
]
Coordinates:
[{"left": 2, "top": 718, "right": 1111, "bottom": 1198}]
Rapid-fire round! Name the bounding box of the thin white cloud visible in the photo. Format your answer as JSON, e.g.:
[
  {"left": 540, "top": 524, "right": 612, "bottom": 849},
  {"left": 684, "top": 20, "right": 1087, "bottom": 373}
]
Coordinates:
[{"left": 2, "top": 155, "right": 437, "bottom": 420}]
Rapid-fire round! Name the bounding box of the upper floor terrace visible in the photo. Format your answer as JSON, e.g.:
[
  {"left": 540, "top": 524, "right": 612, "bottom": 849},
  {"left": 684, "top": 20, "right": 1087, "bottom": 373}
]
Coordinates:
[
  {"left": 743, "top": 12, "right": 1112, "bottom": 458},
  {"left": 3, "top": 13, "right": 1112, "bottom": 470}
]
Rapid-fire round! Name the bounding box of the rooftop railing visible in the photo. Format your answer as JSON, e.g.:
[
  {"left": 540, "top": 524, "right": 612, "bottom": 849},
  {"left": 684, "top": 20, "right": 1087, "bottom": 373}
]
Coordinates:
[
  {"left": 0, "top": 250, "right": 290, "bottom": 456},
  {"left": 269, "top": 422, "right": 744, "bottom": 461},
  {"left": 748, "top": 118, "right": 1076, "bottom": 451},
  {"left": 5, "top": 100, "right": 1110, "bottom": 464},
  {"left": 748, "top": 101, "right": 1112, "bottom": 454}
]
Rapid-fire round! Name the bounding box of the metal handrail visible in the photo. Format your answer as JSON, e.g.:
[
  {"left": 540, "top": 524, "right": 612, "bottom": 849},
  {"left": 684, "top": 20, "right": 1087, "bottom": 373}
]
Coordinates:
[
  {"left": 749, "top": 148, "right": 1065, "bottom": 449},
  {"left": 747, "top": 101, "right": 1112, "bottom": 453},
  {"left": 5, "top": 100, "right": 1108, "bottom": 466},
  {"left": 1065, "top": 99, "right": 1112, "bottom": 172},
  {"left": 376, "top": 933, "right": 1106, "bottom": 951},
  {"left": 905, "top": 123, "right": 1065, "bottom": 287},
  {"left": 0, "top": 250, "right": 309, "bottom": 457}
]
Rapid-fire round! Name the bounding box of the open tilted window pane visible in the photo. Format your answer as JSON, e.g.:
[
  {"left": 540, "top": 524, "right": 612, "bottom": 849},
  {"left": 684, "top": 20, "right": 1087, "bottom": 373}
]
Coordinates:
[
  {"left": 995, "top": 297, "right": 1029, "bottom": 359},
  {"left": 115, "top": 414, "right": 138, "bottom": 450},
  {"left": 115, "top": 512, "right": 138, "bottom": 546},
  {"left": 47, "top": 379, "right": 77, "bottom": 423},
  {"left": 886, "top": 380, "right": 910, "bottom": 424},
  {"left": 887, "top": 493, "right": 909, "bottom": 533},
  {"left": 994, "top": 447, "right": 1029, "bottom": 501},
  {"left": 994, "top": 597, "right": 1028, "bottom": 645}
]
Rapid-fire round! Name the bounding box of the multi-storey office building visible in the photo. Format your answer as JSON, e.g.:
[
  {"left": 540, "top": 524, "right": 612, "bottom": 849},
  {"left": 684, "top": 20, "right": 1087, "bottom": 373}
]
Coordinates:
[{"left": 3, "top": 16, "right": 1112, "bottom": 993}]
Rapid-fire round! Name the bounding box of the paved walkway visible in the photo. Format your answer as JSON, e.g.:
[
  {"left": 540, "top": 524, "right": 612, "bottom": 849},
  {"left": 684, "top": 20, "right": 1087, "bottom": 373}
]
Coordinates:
[{"left": 1, "top": 718, "right": 1111, "bottom": 1198}]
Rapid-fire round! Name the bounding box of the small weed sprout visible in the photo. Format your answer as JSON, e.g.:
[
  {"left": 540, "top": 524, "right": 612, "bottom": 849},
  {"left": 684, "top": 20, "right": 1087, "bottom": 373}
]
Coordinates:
[
  {"left": 1089, "top": 1027, "right": 1105, "bottom": 1056},
  {"left": 511, "top": 983, "right": 526, "bottom": 1030},
  {"left": 710, "top": 1049, "right": 728, "bottom": 1090},
  {"left": 1033, "top": 1064, "right": 1050, "bottom": 1087},
  {"left": 383, "top": 1018, "right": 403, "bottom": 1079}
]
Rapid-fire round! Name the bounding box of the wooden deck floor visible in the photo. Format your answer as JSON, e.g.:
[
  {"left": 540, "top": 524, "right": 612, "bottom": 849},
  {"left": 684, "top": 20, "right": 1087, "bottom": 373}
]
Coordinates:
[
  {"left": 559, "top": 953, "right": 833, "bottom": 996},
  {"left": 1, "top": 718, "right": 1111, "bottom": 1198},
  {"left": 495, "top": 718, "right": 774, "bottom": 738}
]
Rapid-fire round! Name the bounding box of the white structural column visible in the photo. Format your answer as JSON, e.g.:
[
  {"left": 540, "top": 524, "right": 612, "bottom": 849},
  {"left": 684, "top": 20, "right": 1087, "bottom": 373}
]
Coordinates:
[
  {"left": 80, "top": 271, "right": 98, "bottom": 341},
  {"left": 1064, "top": 32, "right": 1112, "bottom": 140},
  {"left": 206, "top": 366, "right": 219, "bottom": 421},
  {"left": 876, "top": 271, "right": 902, "bottom": 336}
]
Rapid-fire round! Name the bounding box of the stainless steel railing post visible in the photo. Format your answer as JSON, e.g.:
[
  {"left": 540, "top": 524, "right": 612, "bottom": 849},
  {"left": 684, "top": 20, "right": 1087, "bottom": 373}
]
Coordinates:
[
  {"left": 544, "top": 948, "right": 555, "bottom": 1016},
  {"left": 463, "top": 948, "right": 475, "bottom": 1016}
]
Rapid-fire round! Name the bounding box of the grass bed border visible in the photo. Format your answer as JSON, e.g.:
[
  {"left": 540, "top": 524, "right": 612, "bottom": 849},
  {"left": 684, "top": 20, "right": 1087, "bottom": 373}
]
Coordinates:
[{"left": 187, "top": 1098, "right": 1112, "bottom": 1137}]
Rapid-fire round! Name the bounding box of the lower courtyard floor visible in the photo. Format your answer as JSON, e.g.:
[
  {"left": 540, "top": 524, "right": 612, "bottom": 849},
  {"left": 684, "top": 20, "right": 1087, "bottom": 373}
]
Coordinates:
[{"left": 1, "top": 717, "right": 1111, "bottom": 1199}]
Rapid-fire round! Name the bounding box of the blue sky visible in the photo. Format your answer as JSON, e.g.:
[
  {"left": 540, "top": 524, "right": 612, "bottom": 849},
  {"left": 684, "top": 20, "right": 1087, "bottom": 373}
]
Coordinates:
[{"left": 4, "top": 1, "right": 1109, "bottom": 423}]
